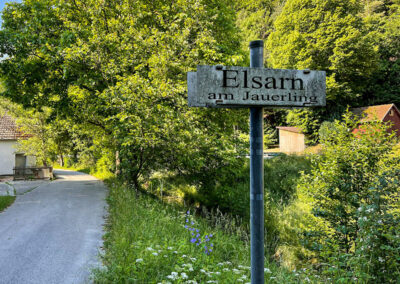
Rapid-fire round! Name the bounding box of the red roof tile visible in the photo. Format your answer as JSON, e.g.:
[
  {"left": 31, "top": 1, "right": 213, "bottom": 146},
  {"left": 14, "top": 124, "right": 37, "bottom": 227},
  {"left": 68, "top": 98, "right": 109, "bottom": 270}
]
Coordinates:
[
  {"left": 0, "top": 114, "right": 31, "bottom": 140},
  {"left": 277, "top": 126, "right": 303, "bottom": 134},
  {"left": 350, "top": 104, "right": 397, "bottom": 122}
]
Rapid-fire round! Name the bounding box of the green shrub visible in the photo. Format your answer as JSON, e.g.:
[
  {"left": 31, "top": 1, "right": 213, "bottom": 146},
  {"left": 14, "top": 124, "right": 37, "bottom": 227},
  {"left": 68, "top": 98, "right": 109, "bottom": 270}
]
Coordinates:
[{"left": 298, "top": 112, "right": 400, "bottom": 282}]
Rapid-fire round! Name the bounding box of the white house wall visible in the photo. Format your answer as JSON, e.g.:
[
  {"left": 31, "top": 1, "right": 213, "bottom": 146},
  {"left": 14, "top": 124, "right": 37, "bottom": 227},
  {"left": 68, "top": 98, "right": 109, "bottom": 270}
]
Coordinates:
[
  {"left": 0, "top": 141, "right": 36, "bottom": 175},
  {"left": 0, "top": 140, "right": 17, "bottom": 175}
]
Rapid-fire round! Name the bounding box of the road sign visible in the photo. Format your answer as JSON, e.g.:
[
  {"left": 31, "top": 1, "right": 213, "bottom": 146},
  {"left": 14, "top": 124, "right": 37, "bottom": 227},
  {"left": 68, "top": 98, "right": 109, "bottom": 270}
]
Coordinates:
[
  {"left": 187, "top": 40, "right": 326, "bottom": 284},
  {"left": 188, "top": 65, "right": 326, "bottom": 108}
]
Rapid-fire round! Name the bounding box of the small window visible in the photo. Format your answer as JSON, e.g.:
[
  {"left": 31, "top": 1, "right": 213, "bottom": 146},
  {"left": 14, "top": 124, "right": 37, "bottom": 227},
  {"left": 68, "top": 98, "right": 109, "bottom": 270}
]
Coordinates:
[{"left": 390, "top": 109, "right": 394, "bottom": 116}]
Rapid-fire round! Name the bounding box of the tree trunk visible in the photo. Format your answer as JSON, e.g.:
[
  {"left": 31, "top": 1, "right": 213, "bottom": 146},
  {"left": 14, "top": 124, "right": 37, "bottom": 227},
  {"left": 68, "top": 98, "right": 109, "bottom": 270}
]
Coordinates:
[
  {"left": 60, "top": 154, "right": 64, "bottom": 167},
  {"left": 115, "top": 150, "right": 120, "bottom": 175}
]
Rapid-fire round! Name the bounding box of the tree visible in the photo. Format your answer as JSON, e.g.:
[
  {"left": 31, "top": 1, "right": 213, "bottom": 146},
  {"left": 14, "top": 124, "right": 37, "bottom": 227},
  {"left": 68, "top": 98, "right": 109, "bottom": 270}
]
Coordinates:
[
  {"left": 267, "top": 0, "right": 378, "bottom": 103},
  {"left": 265, "top": 0, "right": 381, "bottom": 137},
  {"left": 0, "top": 0, "right": 248, "bottom": 189},
  {"left": 361, "top": 1, "right": 400, "bottom": 106},
  {"left": 236, "top": 0, "right": 287, "bottom": 53}
]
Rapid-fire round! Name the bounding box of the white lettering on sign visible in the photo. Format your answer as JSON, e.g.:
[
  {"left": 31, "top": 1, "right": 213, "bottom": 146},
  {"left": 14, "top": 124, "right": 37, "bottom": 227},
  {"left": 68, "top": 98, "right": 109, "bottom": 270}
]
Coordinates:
[{"left": 188, "top": 65, "right": 326, "bottom": 108}]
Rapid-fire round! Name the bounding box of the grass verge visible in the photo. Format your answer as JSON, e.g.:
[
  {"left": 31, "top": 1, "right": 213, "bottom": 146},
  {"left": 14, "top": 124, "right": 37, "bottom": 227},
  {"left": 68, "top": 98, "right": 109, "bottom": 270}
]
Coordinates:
[
  {"left": 93, "top": 180, "right": 314, "bottom": 283},
  {"left": 0, "top": 196, "right": 16, "bottom": 212}
]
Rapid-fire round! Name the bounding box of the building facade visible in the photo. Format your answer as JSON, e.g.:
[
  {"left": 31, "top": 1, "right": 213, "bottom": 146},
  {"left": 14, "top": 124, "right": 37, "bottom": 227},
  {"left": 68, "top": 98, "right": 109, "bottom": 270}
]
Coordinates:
[{"left": 0, "top": 114, "right": 35, "bottom": 175}]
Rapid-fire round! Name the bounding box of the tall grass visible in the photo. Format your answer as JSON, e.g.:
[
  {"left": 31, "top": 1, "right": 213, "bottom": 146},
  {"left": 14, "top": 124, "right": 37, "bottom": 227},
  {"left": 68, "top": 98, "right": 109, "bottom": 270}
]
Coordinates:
[
  {"left": 146, "top": 155, "right": 312, "bottom": 264},
  {"left": 93, "top": 180, "right": 313, "bottom": 283}
]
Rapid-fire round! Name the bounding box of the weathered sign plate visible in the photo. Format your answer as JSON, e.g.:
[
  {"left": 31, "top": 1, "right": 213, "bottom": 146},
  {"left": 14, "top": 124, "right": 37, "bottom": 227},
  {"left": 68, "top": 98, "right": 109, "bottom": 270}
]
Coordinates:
[{"left": 188, "top": 65, "right": 326, "bottom": 108}]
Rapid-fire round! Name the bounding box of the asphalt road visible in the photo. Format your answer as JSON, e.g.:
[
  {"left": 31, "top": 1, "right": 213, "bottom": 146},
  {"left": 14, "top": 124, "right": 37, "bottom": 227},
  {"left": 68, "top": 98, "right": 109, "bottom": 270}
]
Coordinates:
[{"left": 0, "top": 170, "right": 107, "bottom": 284}]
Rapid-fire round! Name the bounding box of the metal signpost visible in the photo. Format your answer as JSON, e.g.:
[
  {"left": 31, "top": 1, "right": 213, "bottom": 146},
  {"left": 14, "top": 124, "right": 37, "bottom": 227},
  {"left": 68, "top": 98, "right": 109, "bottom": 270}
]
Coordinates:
[{"left": 188, "top": 40, "right": 326, "bottom": 284}]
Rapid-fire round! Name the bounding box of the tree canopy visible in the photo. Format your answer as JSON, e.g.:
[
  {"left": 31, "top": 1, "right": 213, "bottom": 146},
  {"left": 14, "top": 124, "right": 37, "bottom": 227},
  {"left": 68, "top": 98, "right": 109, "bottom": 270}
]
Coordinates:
[
  {"left": 0, "top": 0, "right": 399, "bottom": 177},
  {"left": 0, "top": 0, "right": 248, "bottom": 186}
]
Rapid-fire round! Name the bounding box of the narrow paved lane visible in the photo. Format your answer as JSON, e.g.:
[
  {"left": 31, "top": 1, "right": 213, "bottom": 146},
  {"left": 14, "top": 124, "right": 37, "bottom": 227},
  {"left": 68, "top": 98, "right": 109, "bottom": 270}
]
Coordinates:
[{"left": 0, "top": 170, "right": 107, "bottom": 284}]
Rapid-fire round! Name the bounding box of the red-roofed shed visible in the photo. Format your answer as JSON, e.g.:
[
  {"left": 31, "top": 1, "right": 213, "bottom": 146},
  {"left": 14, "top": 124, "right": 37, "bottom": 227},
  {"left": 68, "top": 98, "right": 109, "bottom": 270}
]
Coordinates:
[{"left": 350, "top": 104, "right": 400, "bottom": 137}]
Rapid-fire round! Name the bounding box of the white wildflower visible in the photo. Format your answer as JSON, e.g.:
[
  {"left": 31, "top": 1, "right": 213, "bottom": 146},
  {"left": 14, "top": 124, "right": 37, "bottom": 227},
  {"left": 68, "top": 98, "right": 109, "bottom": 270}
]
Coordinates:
[
  {"left": 215, "top": 272, "right": 221, "bottom": 275},
  {"left": 232, "top": 268, "right": 241, "bottom": 274},
  {"left": 237, "top": 280, "right": 244, "bottom": 282},
  {"left": 379, "top": 257, "right": 385, "bottom": 263},
  {"left": 241, "top": 274, "right": 247, "bottom": 279},
  {"left": 222, "top": 268, "right": 230, "bottom": 272},
  {"left": 270, "top": 277, "right": 276, "bottom": 279},
  {"left": 181, "top": 272, "right": 188, "bottom": 279},
  {"left": 264, "top": 268, "right": 271, "bottom": 273},
  {"left": 190, "top": 257, "right": 197, "bottom": 262},
  {"left": 200, "top": 269, "right": 206, "bottom": 273},
  {"left": 305, "top": 277, "right": 310, "bottom": 282},
  {"left": 224, "top": 261, "right": 232, "bottom": 265},
  {"left": 217, "top": 262, "right": 224, "bottom": 266},
  {"left": 182, "top": 254, "right": 187, "bottom": 258},
  {"left": 164, "top": 255, "right": 168, "bottom": 258},
  {"left": 167, "top": 272, "right": 178, "bottom": 280},
  {"left": 152, "top": 252, "right": 158, "bottom": 256},
  {"left": 135, "top": 258, "right": 143, "bottom": 263},
  {"left": 173, "top": 251, "right": 178, "bottom": 254},
  {"left": 146, "top": 247, "right": 153, "bottom": 251},
  {"left": 168, "top": 246, "right": 173, "bottom": 250}
]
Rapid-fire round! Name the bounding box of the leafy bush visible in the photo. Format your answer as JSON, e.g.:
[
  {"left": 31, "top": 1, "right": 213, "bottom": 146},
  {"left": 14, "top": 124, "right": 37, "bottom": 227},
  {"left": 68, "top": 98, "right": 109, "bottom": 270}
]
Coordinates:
[
  {"left": 318, "top": 121, "right": 339, "bottom": 143},
  {"left": 298, "top": 112, "right": 400, "bottom": 282}
]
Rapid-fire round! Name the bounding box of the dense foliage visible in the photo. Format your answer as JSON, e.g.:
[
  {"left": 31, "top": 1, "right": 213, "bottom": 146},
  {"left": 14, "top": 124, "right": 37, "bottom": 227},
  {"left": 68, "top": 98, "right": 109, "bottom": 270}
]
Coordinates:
[
  {"left": 1, "top": 0, "right": 400, "bottom": 279},
  {"left": 238, "top": 0, "right": 400, "bottom": 139},
  {"left": 298, "top": 114, "right": 400, "bottom": 282},
  {"left": 0, "top": 0, "right": 248, "bottom": 188}
]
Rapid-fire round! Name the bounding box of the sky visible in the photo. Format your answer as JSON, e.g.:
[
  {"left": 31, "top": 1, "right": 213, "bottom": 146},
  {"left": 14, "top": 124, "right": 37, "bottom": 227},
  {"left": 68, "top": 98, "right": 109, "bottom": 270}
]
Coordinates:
[{"left": 0, "top": 0, "right": 22, "bottom": 27}]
